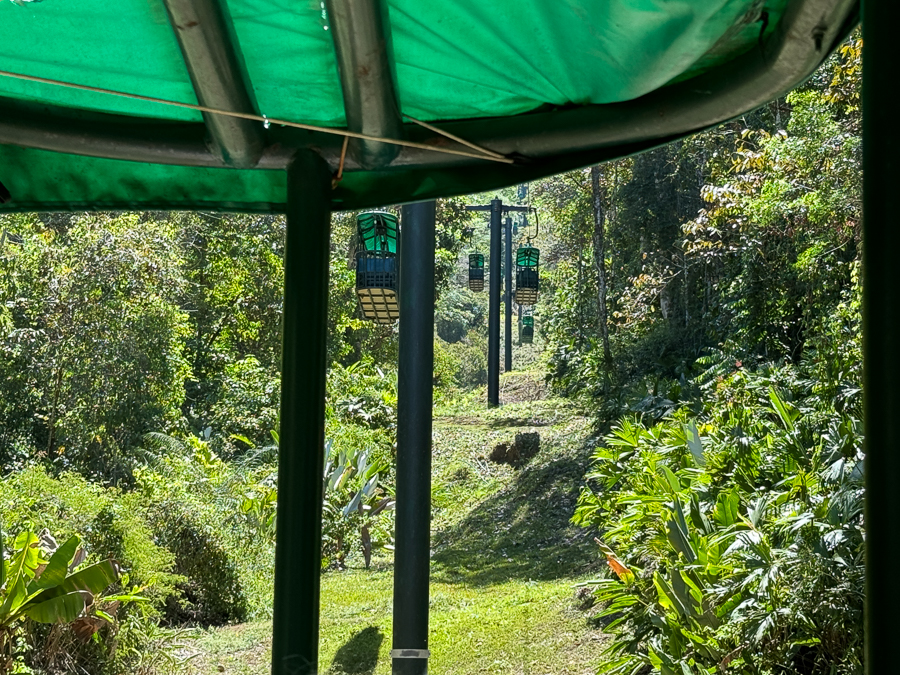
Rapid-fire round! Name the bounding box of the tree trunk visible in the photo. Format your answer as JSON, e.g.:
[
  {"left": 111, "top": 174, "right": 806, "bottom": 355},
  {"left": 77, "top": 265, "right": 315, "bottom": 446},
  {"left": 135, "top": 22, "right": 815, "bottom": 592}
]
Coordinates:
[{"left": 590, "top": 165, "right": 613, "bottom": 365}]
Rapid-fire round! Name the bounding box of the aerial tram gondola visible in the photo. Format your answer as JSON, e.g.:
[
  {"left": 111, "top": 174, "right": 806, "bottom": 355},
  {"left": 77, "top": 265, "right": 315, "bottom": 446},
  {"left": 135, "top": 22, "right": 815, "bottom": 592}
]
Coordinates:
[
  {"left": 468, "top": 252, "right": 484, "bottom": 291},
  {"left": 520, "top": 315, "right": 534, "bottom": 344},
  {"left": 355, "top": 211, "right": 400, "bottom": 324},
  {"left": 515, "top": 242, "right": 540, "bottom": 305}
]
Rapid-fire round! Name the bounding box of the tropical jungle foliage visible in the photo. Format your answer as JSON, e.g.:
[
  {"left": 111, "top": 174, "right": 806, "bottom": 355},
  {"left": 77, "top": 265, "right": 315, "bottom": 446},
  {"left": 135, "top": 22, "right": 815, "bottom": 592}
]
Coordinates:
[{"left": 556, "top": 33, "right": 864, "bottom": 675}]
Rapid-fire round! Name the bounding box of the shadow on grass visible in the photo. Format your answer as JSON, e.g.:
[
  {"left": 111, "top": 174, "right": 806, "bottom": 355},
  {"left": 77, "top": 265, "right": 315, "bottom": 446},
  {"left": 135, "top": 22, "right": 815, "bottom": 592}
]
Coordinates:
[
  {"left": 434, "top": 416, "right": 550, "bottom": 429},
  {"left": 486, "top": 417, "right": 552, "bottom": 429},
  {"left": 431, "top": 440, "right": 602, "bottom": 586},
  {"left": 328, "top": 626, "right": 384, "bottom": 675}
]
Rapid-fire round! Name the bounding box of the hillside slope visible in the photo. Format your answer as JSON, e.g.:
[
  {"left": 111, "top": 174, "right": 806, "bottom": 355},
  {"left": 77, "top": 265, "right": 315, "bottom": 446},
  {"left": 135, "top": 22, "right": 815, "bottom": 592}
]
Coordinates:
[{"left": 181, "top": 372, "right": 608, "bottom": 675}]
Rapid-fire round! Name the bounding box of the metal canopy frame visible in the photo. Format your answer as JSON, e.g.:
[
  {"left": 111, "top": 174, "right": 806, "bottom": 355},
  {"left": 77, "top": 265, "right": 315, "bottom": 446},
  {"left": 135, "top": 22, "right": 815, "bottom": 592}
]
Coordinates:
[
  {"left": 161, "top": 0, "right": 264, "bottom": 168},
  {"left": 325, "top": 0, "right": 404, "bottom": 169},
  {"left": 0, "top": 0, "right": 858, "bottom": 212}
]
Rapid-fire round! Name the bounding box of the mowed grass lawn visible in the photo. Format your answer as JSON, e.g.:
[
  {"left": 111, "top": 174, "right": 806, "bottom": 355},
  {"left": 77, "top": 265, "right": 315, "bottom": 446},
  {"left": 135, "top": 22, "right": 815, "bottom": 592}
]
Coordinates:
[
  {"left": 179, "top": 374, "right": 609, "bottom": 675},
  {"left": 182, "top": 568, "right": 606, "bottom": 675}
]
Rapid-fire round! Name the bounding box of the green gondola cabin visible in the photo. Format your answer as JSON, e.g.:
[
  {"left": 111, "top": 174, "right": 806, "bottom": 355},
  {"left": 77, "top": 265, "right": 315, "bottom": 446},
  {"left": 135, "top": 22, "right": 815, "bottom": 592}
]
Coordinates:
[
  {"left": 468, "top": 253, "right": 484, "bottom": 291},
  {"left": 521, "top": 315, "right": 534, "bottom": 344},
  {"left": 515, "top": 243, "right": 539, "bottom": 305},
  {"left": 356, "top": 211, "right": 399, "bottom": 324}
]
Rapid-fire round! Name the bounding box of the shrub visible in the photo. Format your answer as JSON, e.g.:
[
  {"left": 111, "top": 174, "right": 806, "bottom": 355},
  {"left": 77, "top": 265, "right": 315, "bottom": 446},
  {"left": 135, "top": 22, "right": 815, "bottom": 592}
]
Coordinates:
[
  {"left": 0, "top": 466, "right": 196, "bottom": 672},
  {"left": 574, "top": 364, "right": 864, "bottom": 675},
  {"left": 85, "top": 496, "right": 181, "bottom": 605},
  {"left": 328, "top": 359, "right": 398, "bottom": 431},
  {"left": 443, "top": 331, "right": 488, "bottom": 389},
  {"left": 135, "top": 435, "right": 274, "bottom": 622},
  {"left": 321, "top": 442, "right": 395, "bottom": 570},
  {"left": 0, "top": 466, "right": 179, "bottom": 603},
  {"left": 433, "top": 337, "right": 462, "bottom": 393},
  {"left": 152, "top": 505, "right": 250, "bottom": 626}
]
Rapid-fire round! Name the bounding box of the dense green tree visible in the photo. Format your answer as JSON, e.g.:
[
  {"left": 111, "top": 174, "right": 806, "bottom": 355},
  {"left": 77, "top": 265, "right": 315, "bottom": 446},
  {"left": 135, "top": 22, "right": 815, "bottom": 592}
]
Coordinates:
[
  {"left": 169, "top": 212, "right": 285, "bottom": 446},
  {"left": 0, "top": 213, "right": 189, "bottom": 482}
]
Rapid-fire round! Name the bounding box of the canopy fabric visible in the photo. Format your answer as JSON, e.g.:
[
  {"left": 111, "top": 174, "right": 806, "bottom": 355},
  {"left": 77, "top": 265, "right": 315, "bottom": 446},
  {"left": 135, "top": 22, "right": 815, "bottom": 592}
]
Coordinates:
[
  {"left": 0, "top": 0, "right": 859, "bottom": 213},
  {"left": 0, "top": 0, "right": 783, "bottom": 125}
]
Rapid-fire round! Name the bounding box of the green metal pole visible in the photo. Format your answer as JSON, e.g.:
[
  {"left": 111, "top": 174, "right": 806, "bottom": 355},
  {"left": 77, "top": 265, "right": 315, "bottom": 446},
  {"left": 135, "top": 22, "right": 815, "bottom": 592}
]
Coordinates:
[
  {"left": 864, "top": 3, "right": 899, "bottom": 672},
  {"left": 392, "top": 201, "right": 436, "bottom": 675},
  {"left": 488, "top": 199, "right": 501, "bottom": 407},
  {"left": 271, "top": 151, "right": 332, "bottom": 675},
  {"left": 504, "top": 215, "right": 513, "bottom": 373}
]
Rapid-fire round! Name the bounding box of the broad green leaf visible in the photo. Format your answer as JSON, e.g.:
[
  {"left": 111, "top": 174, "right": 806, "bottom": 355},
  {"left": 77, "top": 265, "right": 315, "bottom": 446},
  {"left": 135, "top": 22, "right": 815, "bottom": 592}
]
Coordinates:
[
  {"left": 342, "top": 488, "right": 364, "bottom": 518},
  {"left": 1, "top": 532, "right": 39, "bottom": 619},
  {"left": 747, "top": 495, "right": 770, "bottom": 528},
  {"left": 24, "top": 590, "right": 90, "bottom": 624},
  {"left": 654, "top": 571, "right": 689, "bottom": 618},
  {"left": 661, "top": 466, "right": 681, "bottom": 494},
  {"left": 327, "top": 464, "right": 344, "bottom": 491},
  {"left": 768, "top": 387, "right": 799, "bottom": 431},
  {"left": 689, "top": 493, "right": 711, "bottom": 535},
  {"left": 0, "top": 521, "right": 4, "bottom": 590},
  {"left": 29, "top": 535, "right": 79, "bottom": 593},
  {"left": 673, "top": 499, "right": 691, "bottom": 543},
  {"left": 0, "top": 575, "right": 28, "bottom": 621},
  {"left": 683, "top": 422, "right": 706, "bottom": 467},
  {"left": 58, "top": 560, "right": 117, "bottom": 596},
  {"left": 670, "top": 570, "right": 697, "bottom": 617},
  {"left": 11, "top": 532, "right": 39, "bottom": 578},
  {"left": 712, "top": 490, "right": 740, "bottom": 527},
  {"left": 667, "top": 501, "right": 697, "bottom": 563},
  {"left": 667, "top": 520, "right": 696, "bottom": 563},
  {"left": 23, "top": 559, "right": 117, "bottom": 614}
]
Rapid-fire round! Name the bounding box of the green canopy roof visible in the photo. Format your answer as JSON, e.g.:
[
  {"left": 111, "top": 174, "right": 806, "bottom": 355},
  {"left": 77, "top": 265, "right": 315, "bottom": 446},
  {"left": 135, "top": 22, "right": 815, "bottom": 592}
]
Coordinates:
[
  {"left": 516, "top": 245, "right": 539, "bottom": 267},
  {"left": 357, "top": 211, "right": 398, "bottom": 253},
  {"left": 0, "top": 0, "right": 858, "bottom": 213}
]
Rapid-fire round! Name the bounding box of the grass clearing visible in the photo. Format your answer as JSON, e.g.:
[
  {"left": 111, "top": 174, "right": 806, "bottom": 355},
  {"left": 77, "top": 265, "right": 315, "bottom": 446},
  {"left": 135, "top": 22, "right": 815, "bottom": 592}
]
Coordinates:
[
  {"left": 183, "top": 571, "right": 605, "bottom": 675},
  {"left": 178, "top": 371, "right": 609, "bottom": 674}
]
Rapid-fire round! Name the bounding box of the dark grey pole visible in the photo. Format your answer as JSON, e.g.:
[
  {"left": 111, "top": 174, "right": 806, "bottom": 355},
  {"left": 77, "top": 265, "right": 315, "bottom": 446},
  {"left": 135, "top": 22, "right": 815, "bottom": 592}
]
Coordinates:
[
  {"left": 392, "top": 201, "right": 436, "bottom": 675},
  {"left": 865, "top": 3, "right": 898, "bottom": 672},
  {"left": 504, "top": 216, "right": 513, "bottom": 373},
  {"left": 271, "top": 151, "right": 332, "bottom": 675},
  {"left": 487, "top": 199, "right": 501, "bottom": 406}
]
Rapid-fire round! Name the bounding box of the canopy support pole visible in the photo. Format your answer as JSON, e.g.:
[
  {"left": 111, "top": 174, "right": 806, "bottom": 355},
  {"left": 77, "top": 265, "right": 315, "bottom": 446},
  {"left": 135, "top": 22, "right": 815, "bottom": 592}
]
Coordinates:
[
  {"left": 392, "top": 201, "right": 436, "bottom": 675},
  {"left": 271, "top": 151, "right": 332, "bottom": 675},
  {"left": 161, "top": 0, "right": 264, "bottom": 168},
  {"left": 864, "top": 2, "right": 897, "bottom": 672},
  {"left": 505, "top": 215, "right": 513, "bottom": 373},
  {"left": 325, "top": 0, "right": 403, "bottom": 169},
  {"left": 488, "top": 199, "right": 502, "bottom": 407}
]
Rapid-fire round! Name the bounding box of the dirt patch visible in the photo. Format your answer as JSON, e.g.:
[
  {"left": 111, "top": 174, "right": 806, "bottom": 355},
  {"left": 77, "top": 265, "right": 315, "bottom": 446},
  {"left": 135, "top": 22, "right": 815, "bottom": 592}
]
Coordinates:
[
  {"left": 489, "top": 432, "right": 541, "bottom": 467},
  {"left": 499, "top": 373, "right": 548, "bottom": 403}
]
